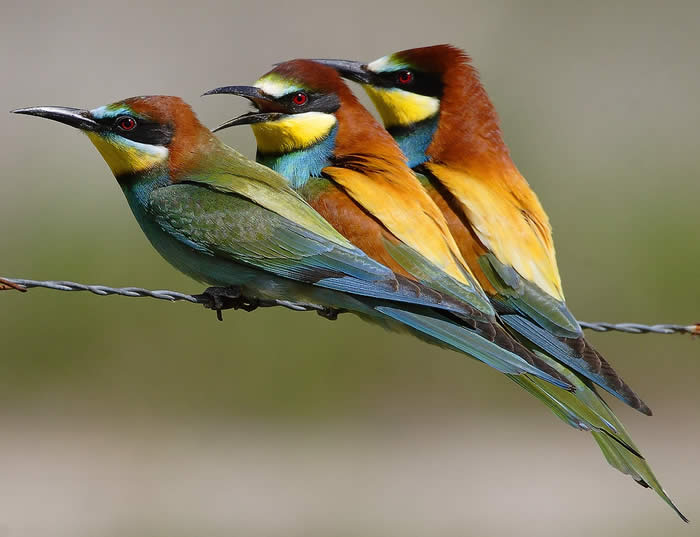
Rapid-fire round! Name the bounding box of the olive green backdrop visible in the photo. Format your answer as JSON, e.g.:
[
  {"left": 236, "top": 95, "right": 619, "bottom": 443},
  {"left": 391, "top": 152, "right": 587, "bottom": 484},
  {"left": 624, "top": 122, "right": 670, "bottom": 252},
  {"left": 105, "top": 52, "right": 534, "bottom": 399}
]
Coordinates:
[{"left": 1, "top": 1, "right": 698, "bottom": 536}]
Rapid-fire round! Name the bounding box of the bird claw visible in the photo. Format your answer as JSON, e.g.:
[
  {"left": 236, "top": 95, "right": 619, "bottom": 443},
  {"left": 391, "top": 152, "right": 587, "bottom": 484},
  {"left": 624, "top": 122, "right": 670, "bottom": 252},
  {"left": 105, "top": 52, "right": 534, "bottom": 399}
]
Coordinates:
[
  {"left": 193, "top": 286, "right": 344, "bottom": 322},
  {"left": 194, "top": 286, "right": 260, "bottom": 321},
  {"left": 317, "top": 307, "right": 341, "bottom": 320}
]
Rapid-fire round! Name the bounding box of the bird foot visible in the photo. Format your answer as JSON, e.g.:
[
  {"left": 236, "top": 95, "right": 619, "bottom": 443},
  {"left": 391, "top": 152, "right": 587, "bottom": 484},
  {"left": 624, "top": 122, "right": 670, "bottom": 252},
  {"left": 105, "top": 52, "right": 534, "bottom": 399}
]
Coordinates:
[
  {"left": 193, "top": 286, "right": 345, "bottom": 322},
  {"left": 194, "top": 286, "right": 260, "bottom": 321},
  {"left": 317, "top": 307, "right": 341, "bottom": 320}
]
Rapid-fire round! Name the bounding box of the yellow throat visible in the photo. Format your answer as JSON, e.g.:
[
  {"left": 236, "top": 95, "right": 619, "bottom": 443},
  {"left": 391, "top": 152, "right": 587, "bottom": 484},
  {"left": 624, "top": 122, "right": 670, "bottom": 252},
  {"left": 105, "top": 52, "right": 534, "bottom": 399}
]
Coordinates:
[
  {"left": 363, "top": 86, "right": 439, "bottom": 128},
  {"left": 87, "top": 133, "right": 168, "bottom": 176},
  {"left": 251, "top": 112, "right": 337, "bottom": 154}
]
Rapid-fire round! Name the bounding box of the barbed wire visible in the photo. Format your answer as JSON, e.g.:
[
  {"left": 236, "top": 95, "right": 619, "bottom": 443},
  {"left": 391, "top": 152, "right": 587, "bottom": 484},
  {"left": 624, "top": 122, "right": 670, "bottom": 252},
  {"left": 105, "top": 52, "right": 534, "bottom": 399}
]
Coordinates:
[
  {"left": 0, "top": 276, "right": 341, "bottom": 321},
  {"left": 1, "top": 276, "right": 697, "bottom": 335}
]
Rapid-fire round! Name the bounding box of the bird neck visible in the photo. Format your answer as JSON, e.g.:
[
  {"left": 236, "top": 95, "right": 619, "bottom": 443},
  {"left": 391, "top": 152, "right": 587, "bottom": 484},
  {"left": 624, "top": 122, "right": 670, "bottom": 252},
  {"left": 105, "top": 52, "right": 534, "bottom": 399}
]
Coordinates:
[
  {"left": 257, "top": 125, "right": 338, "bottom": 190},
  {"left": 332, "top": 95, "right": 409, "bottom": 168},
  {"left": 117, "top": 165, "right": 171, "bottom": 216},
  {"left": 428, "top": 63, "right": 512, "bottom": 171},
  {"left": 387, "top": 113, "right": 439, "bottom": 168},
  {"left": 115, "top": 128, "right": 222, "bottom": 211}
]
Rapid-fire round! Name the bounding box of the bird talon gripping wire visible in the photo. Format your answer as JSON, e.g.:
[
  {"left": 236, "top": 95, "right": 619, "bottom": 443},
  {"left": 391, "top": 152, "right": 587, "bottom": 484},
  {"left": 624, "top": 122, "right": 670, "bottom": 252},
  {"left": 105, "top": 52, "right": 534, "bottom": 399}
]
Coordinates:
[
  {"left": 192, "top": 286, "right": 254, "bottom": 321},
  {"left": 317, "top": 307, "right": 342, "bottom": 320}
]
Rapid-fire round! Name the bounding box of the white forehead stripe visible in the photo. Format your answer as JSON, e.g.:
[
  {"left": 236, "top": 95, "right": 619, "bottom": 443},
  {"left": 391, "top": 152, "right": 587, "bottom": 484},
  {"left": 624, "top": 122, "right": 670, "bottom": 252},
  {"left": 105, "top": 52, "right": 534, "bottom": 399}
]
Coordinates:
[
  {"left": 367, "top": 55, "right": 409, "bottom": 73},
  {"left": 255, "top": 78, "right": 302, "bottom": 98}
]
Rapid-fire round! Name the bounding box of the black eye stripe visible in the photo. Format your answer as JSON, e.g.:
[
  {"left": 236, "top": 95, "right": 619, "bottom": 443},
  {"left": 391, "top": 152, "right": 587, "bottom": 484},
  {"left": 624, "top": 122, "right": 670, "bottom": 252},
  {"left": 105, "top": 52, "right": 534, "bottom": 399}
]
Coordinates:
[
  {"left": 374, "top": 70, "right": 443, "bottom": 98},
  {"left": 277, "top": 92, "right": 340, "bottom": 115},
  {"left": 96, "top": 116, "right": 173, "bottom": 146}
]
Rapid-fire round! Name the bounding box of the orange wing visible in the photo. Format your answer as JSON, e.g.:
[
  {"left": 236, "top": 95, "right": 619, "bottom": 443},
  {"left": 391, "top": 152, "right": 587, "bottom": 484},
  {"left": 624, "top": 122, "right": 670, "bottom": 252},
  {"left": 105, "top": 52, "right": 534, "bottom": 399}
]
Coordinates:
[
  {"left": 425, "top": 162, "right": 564, "bottom": 301},
  {"left": 323, "top": 161, "right": 477, "bottom": 288}
]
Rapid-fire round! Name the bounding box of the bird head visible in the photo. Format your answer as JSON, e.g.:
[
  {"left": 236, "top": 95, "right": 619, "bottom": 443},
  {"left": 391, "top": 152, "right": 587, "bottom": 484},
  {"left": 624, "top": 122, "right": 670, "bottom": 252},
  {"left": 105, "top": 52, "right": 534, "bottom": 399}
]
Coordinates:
[
  {"left": 312, "top": 46, "right": 457, "bottom": 130},
  {"left": 314, "top": 45, "right": 507, "bottom": 167},
  {"left": 12, "top": 96, "right": 214, "bottom": 181},
  {"left": 205, "top": 59, "right": 402, "bottom": 163}
]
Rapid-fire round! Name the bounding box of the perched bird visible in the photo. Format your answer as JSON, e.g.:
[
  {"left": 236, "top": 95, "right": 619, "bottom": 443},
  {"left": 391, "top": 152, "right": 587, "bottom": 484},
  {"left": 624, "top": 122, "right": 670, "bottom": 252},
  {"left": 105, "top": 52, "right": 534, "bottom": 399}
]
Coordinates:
[
  {"left": 11, "top": 96, "right": 573, "bottom": 395},
  {"left": 205, "top": 62, "right": 685, "bottom": 520},
  {"left": 204, "top": 61, "right": 580, "bottom": 389},
  {"left": 314, "top": 46, "right": 652, "bottom": 416}
]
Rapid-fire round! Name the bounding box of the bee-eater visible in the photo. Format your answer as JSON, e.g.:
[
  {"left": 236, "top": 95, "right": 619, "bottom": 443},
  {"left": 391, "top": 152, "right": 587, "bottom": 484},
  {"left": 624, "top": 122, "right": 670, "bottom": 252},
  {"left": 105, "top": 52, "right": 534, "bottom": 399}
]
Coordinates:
[
  {"left": 205, "top": 63, "right": 685, "bottom": 520},
  {"left": 314, "top": 46, "right": 652, "bottom": 417},
  {"left": 204, "top": 62, "right": 584, "bottom": 386},
  {"left": 12, "top": 96, "right": 577, "bottom": 393}
]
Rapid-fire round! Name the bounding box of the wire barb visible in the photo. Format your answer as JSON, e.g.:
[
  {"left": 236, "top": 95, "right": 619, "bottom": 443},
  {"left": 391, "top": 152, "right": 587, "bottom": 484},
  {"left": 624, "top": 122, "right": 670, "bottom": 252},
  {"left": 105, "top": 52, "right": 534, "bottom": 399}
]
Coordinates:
[
  {"left": 1, "top": 276, "right": 697, "bottom": 335},
  {"left": 0, "top": 277, "right": 28, "bottom": 292}
]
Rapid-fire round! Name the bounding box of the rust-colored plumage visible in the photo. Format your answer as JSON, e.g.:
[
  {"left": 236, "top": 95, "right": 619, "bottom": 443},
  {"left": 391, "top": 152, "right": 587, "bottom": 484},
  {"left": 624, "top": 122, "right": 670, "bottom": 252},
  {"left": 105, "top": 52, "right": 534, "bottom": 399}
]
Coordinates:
[
  {"left": 268, "top": 60, "right": 477, "bottom": 287},
  {"left": 372, "top": 45, "right": 649, "bottom": 414},
  {"left": 392, "top": 46, "right": 564, "bottom": 299},
  {"left": 308, "top": 184, "right": 413, "bottom": 278},
  {"left": 398, "top": 45, "right": 511, "bottom": 169},
  {"left": 121, "top": 96, "right": 218, "bottom": 176},
  {"left": 256, "top": 61, "right": 572, "bottom": 388}
]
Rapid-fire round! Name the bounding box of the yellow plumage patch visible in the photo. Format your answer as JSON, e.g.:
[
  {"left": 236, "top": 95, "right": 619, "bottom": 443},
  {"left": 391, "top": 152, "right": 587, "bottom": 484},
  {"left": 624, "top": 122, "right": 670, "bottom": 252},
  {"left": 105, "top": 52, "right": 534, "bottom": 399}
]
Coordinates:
[
  {"left": 251, "top": 112, "right": 336, "bottom": 154},
  {"left": 363, "top": 86, "right": 439, "bottom": 128},
  {"left": 324, "top": 164, "right": 477, "bottom": 286},
  {"left": 87, "top": 133, "right": 168, "bottom": 176},
  {"left": 426, "top": 163, "right": 565, "bottom": 300}
]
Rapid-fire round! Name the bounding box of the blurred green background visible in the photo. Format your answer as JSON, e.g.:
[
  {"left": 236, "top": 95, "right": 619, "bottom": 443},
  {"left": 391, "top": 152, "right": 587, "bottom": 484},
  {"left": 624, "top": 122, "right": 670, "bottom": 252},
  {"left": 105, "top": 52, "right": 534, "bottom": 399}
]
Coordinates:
[{"left": 1, "top": 1, "right": 698, "bottom": 535}]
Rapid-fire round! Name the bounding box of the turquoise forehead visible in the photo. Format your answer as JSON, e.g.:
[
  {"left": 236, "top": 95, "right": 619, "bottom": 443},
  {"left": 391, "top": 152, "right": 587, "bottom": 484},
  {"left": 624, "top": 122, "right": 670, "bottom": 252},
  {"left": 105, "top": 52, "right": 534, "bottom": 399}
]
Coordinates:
[
  {"left": 90, "top": 104, "right": 142, "bottom": 119},
  {"left": 367, "top": 54, "right": 412, "bottom": 73}
]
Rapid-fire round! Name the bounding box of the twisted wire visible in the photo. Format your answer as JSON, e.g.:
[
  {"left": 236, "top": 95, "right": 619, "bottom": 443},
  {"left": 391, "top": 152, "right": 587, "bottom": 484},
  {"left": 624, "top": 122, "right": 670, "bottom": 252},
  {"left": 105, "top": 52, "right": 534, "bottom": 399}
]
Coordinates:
[{"left": 1, "top": 276, "right": 697, "bottom": 335}]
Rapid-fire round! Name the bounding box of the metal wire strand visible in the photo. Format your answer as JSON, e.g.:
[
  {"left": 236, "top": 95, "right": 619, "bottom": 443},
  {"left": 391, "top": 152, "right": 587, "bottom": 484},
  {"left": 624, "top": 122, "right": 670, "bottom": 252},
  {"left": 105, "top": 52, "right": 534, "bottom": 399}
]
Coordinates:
[{"left": 1, "top": 276, "right": 698, "bottom": 335}]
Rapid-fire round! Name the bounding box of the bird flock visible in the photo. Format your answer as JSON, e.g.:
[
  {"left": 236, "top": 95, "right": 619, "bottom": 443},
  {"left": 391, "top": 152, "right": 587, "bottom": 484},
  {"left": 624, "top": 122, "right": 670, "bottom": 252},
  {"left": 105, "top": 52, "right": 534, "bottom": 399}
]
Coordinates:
[{"left": 12, "top": 44, "right": 687, "bottom": 521}]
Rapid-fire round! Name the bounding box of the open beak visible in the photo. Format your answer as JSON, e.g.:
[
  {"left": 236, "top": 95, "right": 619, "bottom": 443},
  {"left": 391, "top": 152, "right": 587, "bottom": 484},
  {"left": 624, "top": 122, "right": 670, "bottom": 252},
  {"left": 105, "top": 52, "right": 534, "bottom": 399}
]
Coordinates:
[
  {"left": 11, "top": 106, "right": 99, "bottom": 131},
  {"left": 203, "top": 85, "right": 285, "bottom": 132},
  {"left": 310, "top": 59, "right": 375, "bottom": 84}
]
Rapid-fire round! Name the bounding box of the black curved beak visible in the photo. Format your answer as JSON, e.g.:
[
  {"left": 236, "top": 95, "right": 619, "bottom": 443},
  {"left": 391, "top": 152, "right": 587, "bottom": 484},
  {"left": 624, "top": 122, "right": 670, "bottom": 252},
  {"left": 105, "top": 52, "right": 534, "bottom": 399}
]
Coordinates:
[
  {"left": 11, "top": 106, "right": 99, "bottom": 131},
  {"left": 211, "top": 111, "right": 285, "bottom": 132},
  {"left": 202, "top": 85, "right": 270, "bottom": 100},
  {"left": 310, "top": 59, "right": 375, "bottom": 84},
  {"left": 202, "top": 85, "right": 285, "bottom": 132}
]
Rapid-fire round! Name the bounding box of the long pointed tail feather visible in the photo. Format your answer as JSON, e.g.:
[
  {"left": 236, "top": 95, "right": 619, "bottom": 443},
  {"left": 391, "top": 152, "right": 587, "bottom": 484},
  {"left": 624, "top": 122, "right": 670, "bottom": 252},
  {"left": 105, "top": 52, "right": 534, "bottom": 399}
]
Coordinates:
[
  {"left": 372, "top": 304, "right": 685, "bottom": 521},
  {"left": 501, "top": 313, "right": 652, "bottom": 415},
  {"left": 520, "top": 352, "right": 687, "bottom": 522},
  {"left": 375, "top": 306, "right": 571, "bottom": 389}
]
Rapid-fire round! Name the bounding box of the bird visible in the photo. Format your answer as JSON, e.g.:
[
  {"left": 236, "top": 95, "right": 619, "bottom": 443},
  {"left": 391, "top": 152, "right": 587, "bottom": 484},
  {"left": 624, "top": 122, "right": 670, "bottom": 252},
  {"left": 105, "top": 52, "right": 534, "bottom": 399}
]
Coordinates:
[
  {"left": 203, "top": 62, "right": 591, "bottom": 386},
  {"left": 313, "top": 46, "right": 653, "bottom": 417},
  {"left": 11, "top": 95, "right": 576, "bottom": 397},
  {"left": 204, "top": 62, "right": 685, "bottom": 520}
]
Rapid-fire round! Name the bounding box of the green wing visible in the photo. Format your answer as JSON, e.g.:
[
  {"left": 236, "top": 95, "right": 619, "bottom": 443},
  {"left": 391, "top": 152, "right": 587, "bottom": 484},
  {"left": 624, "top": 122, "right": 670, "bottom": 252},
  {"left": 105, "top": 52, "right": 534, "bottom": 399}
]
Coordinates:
[
  {"left": 478, "top": 253, "right": 580, "bottom": 336},
  {"left": 515, "top": 353, "right": 686, "bottom": 522},
  {"left": 384, "top": 238, "right": 494, "bottom": 314},
  {"left": 146, "top": 182, "right": 572, "bottom": 389},
  {"left": 148, "top": 180, "right": 685, "bottom": 518},
  {"left": 416, "top": 172, "right": 649, "bottom": 414},
  {"left": 190, "top": 144, "right": 353, "bottom": 248},
  {"left": 148, "top": 182, "right": 435, "bottom": 306}
]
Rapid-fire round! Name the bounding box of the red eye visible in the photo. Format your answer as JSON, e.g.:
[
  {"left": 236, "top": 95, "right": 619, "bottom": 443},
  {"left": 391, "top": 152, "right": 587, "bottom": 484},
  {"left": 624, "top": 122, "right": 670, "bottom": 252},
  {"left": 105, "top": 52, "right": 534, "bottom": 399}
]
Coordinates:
[
  {"left": 397, "top": 71, "right": 413, "bottom": 84},
  {"left": 117, "top": 117, "right": 137, "bottom": 131},
  {"left": 292, "top": 92, "right": 308, "bottom": 106}
]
